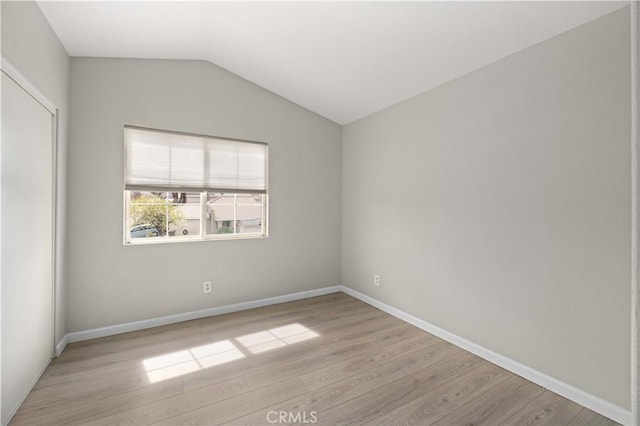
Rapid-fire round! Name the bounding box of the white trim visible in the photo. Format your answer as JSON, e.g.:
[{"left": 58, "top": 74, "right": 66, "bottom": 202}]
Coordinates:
[
  {"left": 50, "top": 109, "right": 59, "bottom": 359},
  {"left": 0, "top": 57, "right": 2, "bottom": 426},
  {"left": 1, "top": 359, "right": 50, "bottom": 426},
  {"left": 340, "top": 286, "right": 632, "bottom": 425},
  {"left": 200, "top": 191, "right": 207, "bottom": 237},
  {"left": 631, "top": 1, "right": 640, "bottom": 425},
  {"left": 54, "top": 334, "right": 68, "bottom": 358},
  {"left": 0, "top": 58, "right": 56, "bottom": 115},
  {"left": 62, "top": 286, "right": 342, "bottom": 345}
]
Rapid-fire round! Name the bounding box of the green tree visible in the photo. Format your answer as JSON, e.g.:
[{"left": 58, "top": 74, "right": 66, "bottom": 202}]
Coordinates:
[
  {"left": 130, "top": 194, "right": 186, "bottom": 236},
  {"left": 216, "top": 226, "right": 234, "bottom": 234}
]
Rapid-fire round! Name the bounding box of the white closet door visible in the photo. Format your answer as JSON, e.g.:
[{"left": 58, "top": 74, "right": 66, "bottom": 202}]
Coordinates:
[{"left": 1, "top": 72, "right": 54, "bottom": 424}]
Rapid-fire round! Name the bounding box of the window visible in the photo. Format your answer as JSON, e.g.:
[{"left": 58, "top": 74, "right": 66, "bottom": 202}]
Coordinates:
[{"left": 124, "top": 126, "right": 268, "bottom": 244}]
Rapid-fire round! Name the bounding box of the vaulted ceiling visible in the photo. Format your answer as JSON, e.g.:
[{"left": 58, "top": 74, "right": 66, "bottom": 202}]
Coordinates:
[{"left": 39, "top": 1, "right": 628, "bottom": 124}]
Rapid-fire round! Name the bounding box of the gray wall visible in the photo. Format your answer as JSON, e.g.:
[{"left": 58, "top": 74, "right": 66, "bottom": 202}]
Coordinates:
[
  {"left": 342, "top": 7, "right": 631, "bottom": 409},
  {"left": 1, "top": 1, "right": 69, "bottom": 350},
  {"left": 67, "top": 58, "right": 342, "bottom": 332}
]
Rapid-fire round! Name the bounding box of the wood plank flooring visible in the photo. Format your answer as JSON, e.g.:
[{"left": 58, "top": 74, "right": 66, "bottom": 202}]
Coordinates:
[{"left": 10, "top": 293, "right": 617, "bottom": 425}]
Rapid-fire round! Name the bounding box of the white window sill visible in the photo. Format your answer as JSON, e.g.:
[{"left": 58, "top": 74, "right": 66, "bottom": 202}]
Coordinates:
[{"left": 124, "top": 233, "right": 268, "bottom": 246}]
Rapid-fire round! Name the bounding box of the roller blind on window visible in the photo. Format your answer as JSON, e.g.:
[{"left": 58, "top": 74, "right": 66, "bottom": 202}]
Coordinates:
[{"left": 124, "top": 126, "right": 268, "bottom": 193}]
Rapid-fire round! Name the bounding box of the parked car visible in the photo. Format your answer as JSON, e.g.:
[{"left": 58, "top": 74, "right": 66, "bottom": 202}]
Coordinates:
[{"left": 130, "top": 224, "right": 160, "bottom": 238}]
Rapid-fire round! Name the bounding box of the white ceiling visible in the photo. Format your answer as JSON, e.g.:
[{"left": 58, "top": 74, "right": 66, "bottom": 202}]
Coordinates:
[{"left": 38, "top": 1, "right": 628, "bottom": 125}]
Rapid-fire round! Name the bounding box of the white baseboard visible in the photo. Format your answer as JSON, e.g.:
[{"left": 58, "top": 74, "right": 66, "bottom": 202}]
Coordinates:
[
  {"left": 340, "top": 286, "right": 632, "bottom": 425},
  {"left": 62, "top": 286, "right": 342, "bottom": 345},
  {"left": 54, "top": 334, "right": 68, "bottom": 358}
]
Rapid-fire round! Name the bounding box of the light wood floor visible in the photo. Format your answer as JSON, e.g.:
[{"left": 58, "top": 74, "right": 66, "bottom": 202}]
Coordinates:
[{"left": 11, "top": 293, "right": 617, "bottom": 425}]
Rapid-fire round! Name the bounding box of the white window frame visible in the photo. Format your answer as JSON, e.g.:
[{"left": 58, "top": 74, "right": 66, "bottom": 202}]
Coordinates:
[
  {"left": 123, "top": 191, "right": 268, "bottom": 245},
  {"left": 123, "top": 126, "right": 269, "bottom": 245}
]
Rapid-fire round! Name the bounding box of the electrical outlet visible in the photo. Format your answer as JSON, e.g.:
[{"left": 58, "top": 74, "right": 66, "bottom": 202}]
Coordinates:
[
  {"left": 374, "top": 274, "right": 380, "bottom": 286},
  {"left": 203, "top": 281, "right": 212, "bottom": 294}
]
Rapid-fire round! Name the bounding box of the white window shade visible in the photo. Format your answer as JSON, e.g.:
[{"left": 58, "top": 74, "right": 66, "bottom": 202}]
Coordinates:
[{"left": 125, "top": 126, "right": 267, "bottom": 193}]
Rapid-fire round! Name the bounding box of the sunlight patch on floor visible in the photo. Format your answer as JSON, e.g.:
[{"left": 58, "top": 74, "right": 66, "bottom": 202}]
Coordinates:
[
  {"left": 143, "top": 340, "right": 244, "bottom": 383},
  {"left": 236, "top": 323, "right": 319, "bottom": 354},
  {"left": 142, "top": 323, "right": 319, "bottom": 383}
]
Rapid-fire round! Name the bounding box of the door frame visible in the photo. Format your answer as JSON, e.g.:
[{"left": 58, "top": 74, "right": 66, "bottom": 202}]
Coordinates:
[{"left": 1, "top": 57, "right": 59, "bottom": 358}]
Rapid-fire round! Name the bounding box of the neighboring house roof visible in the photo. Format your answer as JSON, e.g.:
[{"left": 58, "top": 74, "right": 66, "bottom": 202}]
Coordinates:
[{"left": 207, "top": 194, "right": 262, "bottom": 222}]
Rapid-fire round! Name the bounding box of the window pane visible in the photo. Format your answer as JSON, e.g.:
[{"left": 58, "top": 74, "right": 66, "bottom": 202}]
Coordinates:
[
  {"left": 206, "top": 193, "right": 264, "bottom": 236},
  {"left": 206, "top": 193, "right": 235, "bottom": 234},
  {"left": 129, "top": 191, "right": 167, "bottom": 239},
  {"left": 166, "top": 192, "right": 200, "bottom": 238},
  {"left": 129, "top": 191, "right": 200, "bottom": 239},
  {"left": 236, "top": 194, "right": 263, "bottom": 235}
]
